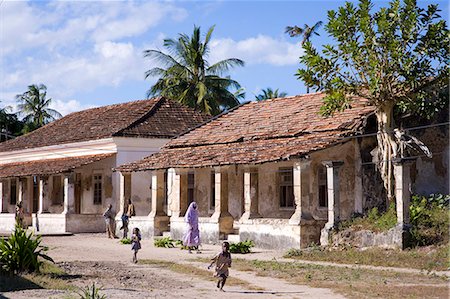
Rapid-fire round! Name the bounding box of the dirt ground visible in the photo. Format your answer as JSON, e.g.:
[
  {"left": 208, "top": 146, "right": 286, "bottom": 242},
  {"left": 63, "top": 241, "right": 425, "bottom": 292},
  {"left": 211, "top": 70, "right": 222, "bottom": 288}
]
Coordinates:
[{"left": 1, "top": 233, "right": 345, "bottom": 299}]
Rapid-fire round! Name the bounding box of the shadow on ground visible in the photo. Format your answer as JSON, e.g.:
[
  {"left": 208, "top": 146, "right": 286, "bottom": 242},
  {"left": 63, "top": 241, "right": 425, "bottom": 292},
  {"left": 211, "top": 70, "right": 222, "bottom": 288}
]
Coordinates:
[{"left": 0, "top": 274, "right": 42, "bottom": 292}]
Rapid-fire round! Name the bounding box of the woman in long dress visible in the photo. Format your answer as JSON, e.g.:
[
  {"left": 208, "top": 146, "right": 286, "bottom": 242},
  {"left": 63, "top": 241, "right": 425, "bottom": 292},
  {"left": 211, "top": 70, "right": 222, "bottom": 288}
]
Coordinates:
[{"left": 183, "top": 202, "right": 201, "bottom": 253}]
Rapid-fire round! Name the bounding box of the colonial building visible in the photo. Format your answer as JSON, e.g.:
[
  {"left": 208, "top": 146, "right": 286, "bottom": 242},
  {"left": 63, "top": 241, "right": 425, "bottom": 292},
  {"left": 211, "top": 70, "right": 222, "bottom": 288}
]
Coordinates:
[
  {"left": 117, "top": 92, "right": 448, "bottom": 249},
  {"left": 0, "top": 97, "right": 209, "bottom": 234}
]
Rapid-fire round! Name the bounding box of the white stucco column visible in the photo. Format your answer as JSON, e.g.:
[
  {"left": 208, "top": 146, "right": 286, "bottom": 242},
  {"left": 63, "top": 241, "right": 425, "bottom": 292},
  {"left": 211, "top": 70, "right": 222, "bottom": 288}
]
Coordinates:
[
  {"left": 62, "top": 174, "right": 75, "bottom": 214},
  {"left": 324, "top": 161, "right": 344, "bottom": 227},
  {"left": 289, "top": 159, "right": 311, "bottom": 225},
  {"left": 0, "top": 181, "right": 4, "bottom": 213},
  {"left": 320, "top": 161, "right": 344, "bottom": 246},
  {"left": 117, "top": 172, "right": 131, "bottom": 218},
  {"left": 18, "top": 178, "right": 24, "bottom": 204},
  {"left": 240, "top": 168, "right": 260, "bottom": 221},
  {"left": 211, "top": 168, "right": 234, "bottom": 232},
  {"left": 168, "top": 168, "right": 185, "bottom": 218},
  {"left": 393, "top": 158, "right": 413, "bottom": 226},
  {"left": 354, "top": 139, "right": 363, "bottom": 214},
  {"left": 38, "top": 177, "right": 48, "bottom": 214},
  {"left": 149, "top": 170, "right": 166, "bottom": 217}
]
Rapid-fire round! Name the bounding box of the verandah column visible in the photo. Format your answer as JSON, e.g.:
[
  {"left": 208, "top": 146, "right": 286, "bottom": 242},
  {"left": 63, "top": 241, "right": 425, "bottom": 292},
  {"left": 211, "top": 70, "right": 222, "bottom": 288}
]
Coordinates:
[
  {"left": 38, "top": 176, "right": 49, "bottom": 214},
  {"left": 393, "top": 158, "right": 414, "bottom": 249},
  {"left": 320, "top": 161, "right": 344, "bottom": 246},
  {"left": 62, "top": 173, "right": 75, "bottom": 214},
  {"left": 289, "top": 159, "right": 311, "bottom": 225},
  {"left": 211, "top": 167, "right": 233, "bottom": 236},
  {"left": 149, "top": 170, "right": 169, "bottom": 236},
  {"left": 240, "top": 168, "right": 260, "bottom": 221},
  {"left": 0, "top": 181, "right": 3, "bottom": 213},
  {"left": 117, "top": 172, "right": 131, "bottom": 219}
]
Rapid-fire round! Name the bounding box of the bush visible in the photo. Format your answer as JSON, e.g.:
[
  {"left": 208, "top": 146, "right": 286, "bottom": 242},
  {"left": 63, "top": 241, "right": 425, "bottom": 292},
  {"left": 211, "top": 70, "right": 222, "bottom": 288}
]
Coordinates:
[
  {"left": 0, "top": 225, "right": 54, "bottom": 274},
  {"left": 410, "top": 194, "right": 449, "bottom": 246},
  {"left": 339, "top": 203, "right": 397, "bottom": 232},
  {"left": 119, "top": 238, "right": 131, "bottom": 245},
  {"left": 78, "top": 282, "right": 106, "bottom": 299},
  {"left": 229, "top": 240, "right": 254, "bottom": 254},
  {"left": 154, "top": 237, "right": 175, "bottom": 248}
]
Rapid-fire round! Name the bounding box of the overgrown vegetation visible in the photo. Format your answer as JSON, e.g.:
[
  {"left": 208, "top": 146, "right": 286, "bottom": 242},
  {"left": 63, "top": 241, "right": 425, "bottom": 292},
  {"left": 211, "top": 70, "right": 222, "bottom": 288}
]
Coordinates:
[
  {"left": 410, "top": 194, "right": 449, "bottom": 246},
  {"left": 229, "top": 240, "right": 254, "bottom": 254},
  {"left": 339, "top": 203, "right": 397, "bottom": 232},
  {"left": 77, "top": 282, "right": 107, "bottom": 299},
  {"left": 153, "top": 237, "right": 175, "bottom": 248},
  {"left": 0, "top": 226, "right": 54, "bottom": 274}
]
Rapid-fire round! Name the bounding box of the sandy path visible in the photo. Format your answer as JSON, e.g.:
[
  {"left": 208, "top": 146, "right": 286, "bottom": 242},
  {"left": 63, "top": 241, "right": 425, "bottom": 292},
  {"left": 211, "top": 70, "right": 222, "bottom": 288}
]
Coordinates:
[{"left": 2, "top": 233, "right": 345, "bottom": 299}]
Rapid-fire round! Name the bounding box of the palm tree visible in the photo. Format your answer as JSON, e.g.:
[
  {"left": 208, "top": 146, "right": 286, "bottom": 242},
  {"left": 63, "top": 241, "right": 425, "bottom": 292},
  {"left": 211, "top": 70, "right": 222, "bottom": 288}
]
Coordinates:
[
  {"left": 15, "top": 84, "right": 62, "bottom": 131},
  {"left": 144, "top": 25, "right": 245, "bottom": 115},
  {"left": 255, "top": 88, "right": 288, "bottom": 101},
  {"left": 0, "top": 102, "right": 23, "bottom": 141},
  {"left": 285, "top": 21, "right": 323, "bottom": 45},
  {"left": 286, "top": 21, "right": 323, "bottom": 94}
]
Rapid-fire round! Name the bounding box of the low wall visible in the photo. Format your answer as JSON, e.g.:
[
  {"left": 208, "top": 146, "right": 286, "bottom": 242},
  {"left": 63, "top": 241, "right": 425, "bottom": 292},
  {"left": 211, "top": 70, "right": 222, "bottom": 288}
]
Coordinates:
[
  {"left": 331, "top": 226, "right": 405, "bottom": 249},
  {"left": 66, "top": 214, "right": 105, "bottom": 233},
  {"left": 32, "top": 214, "right": 66, "bottom": 234},
  {"left": 0, "top": 213, "right": 15, "bottom": 232},
  {"left": 170, "top": 217, "right": 221, "bottom": 244},
  {"left": 117, "top": 216, "right": 154, "bottom": 239},
  {"left": 239, "top": 218, "right": 301, "bottom": 249}
]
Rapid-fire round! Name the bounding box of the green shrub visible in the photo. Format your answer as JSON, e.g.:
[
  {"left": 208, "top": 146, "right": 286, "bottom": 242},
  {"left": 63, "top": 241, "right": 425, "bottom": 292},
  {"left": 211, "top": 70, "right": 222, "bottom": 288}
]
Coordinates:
[
  {"left": 229, "top": 240, "right": 254, "bottom": 254},
  {"left": 410, "top": 194, "right": 449, "bottom": 246},
  {"left": 154, "top": 237, "right": 175, "bottom": 248},
  {"left": 0, "top": 225, "right": 54, "bottom": 274},
  {"left": 119, "top": 238, "right": 131, "bottom": 245},
  {"left": 78, "top": 282, "right": 106, "bottom": 299},
  {"left": 340, "top": 203, "right": 397, "bottom": 232}
]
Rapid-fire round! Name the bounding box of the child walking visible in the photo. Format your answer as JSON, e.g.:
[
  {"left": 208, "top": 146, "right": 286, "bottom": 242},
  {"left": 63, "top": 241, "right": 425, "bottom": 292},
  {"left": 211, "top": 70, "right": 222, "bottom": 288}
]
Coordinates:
[
  {"left": 131, "top": 227, "right": 141, "bottom": 263},
  {"left": 208, "top": 242, "right": 232, "bottom": 291}
]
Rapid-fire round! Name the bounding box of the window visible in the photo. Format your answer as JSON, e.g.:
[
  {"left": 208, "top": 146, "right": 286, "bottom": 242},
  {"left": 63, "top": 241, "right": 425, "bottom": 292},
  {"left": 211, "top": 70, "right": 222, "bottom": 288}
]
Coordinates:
[
  {"left": 279, "top": 168, "right": 294, "bottom": 208},
  {"left": 93, "top": 174, "right": 102, "bottom": 205},
  {"left": 10, "top": 179, "right": 17, "bottom": 205},
  {"left": 318, "top": 166, "right": 328, "bottom": 207},
  {"left": 210, "top": 172, "right": 216, "bottom": 211},
  {"left": 187, "top": 172, "right": 195, "bottom": 205},
  {"left": 52, "top": 176, "right": 63, "bottom": 205}
]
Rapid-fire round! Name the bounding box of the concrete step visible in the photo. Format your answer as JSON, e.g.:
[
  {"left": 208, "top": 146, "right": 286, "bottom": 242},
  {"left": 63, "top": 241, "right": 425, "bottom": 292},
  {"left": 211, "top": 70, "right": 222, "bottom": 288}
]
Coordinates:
[{"left": 226, "top": 234, "right": 240, "bottom": 243}]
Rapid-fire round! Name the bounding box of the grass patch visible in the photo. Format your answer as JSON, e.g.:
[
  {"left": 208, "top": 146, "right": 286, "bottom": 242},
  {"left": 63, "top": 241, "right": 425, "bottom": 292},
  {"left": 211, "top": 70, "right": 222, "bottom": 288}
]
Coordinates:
[
  {"left": 139, "top": 259, "right": 262, "bottom": 290},
  {"left": 231, "top": 259, "right": 448, "bottom": 299},
  {"left": 119, "top": 238, "right": 131, "bottom": 245},
  {"left": 284, "top": 244, "right": 449, "bottom": 271},
  {"left": 0, "top": 262, "right": 73, "bottom": 292}
]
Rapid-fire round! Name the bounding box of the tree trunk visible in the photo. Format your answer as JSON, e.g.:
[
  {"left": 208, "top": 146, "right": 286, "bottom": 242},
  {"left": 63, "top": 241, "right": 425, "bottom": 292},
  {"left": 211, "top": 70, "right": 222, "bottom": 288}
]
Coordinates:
[{"left": 375, "top": 102, "right": 398, "bottom": 206}]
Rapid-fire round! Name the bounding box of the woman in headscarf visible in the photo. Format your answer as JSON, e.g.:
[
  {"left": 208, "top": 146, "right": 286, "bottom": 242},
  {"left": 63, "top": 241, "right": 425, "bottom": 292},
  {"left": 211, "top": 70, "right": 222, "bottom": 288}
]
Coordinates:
[{"left": 183, "top": 201, "right": 201, "bottom": 253}]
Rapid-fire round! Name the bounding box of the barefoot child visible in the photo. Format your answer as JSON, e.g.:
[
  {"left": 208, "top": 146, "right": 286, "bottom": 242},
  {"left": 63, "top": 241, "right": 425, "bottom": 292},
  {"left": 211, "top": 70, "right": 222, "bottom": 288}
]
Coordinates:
[
  {"left": 131, "top": 227, "right": 141, "bottom": 263},
  {"left": 208, "top": 242, "right": 232, "bottom": 291}
]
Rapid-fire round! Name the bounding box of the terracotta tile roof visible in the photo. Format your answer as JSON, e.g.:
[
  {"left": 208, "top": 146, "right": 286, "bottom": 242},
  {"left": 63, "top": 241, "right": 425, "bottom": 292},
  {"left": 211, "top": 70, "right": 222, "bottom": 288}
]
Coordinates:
[
  {"left": 117, "top": 92, "right": 375, "bottom": 171},
  {"left": 0, "top": 97, "right": 210, "bottom": 152},
  {"left": 0, "top": 154, "right": 115, "bottom": 178}
]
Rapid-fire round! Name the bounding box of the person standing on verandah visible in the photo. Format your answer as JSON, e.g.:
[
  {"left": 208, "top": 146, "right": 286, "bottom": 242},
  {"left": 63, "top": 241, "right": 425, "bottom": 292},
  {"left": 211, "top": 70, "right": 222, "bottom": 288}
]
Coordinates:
[
  {"left": 103, "top": 204, "right": 116, "bottom": 239},
  {"left": 183, "top": 202, "right": 201, "bottom": 253}
]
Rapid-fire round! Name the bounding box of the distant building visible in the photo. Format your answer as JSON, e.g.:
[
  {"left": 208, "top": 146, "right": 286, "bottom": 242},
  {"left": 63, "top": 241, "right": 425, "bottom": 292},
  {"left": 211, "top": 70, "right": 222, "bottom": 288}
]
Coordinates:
[{"left": 0, "top": 97, "right": 209, "bottom": 234}]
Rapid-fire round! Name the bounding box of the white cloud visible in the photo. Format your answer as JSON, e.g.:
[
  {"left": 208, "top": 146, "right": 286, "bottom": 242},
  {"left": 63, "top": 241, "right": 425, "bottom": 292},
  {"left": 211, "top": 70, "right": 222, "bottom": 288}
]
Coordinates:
[
  {"left": 50, "top": 99, "right": 96, "bottom": 116},
  {"left": 209, "top": 35, "right": 303, "bottom": 66}
]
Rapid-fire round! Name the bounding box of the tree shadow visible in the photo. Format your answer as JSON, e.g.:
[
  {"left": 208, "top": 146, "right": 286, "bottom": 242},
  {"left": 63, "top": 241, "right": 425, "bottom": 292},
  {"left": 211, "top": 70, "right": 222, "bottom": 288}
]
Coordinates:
[{"left": 0, "top": 274, "right": 43, "bottom": 292}]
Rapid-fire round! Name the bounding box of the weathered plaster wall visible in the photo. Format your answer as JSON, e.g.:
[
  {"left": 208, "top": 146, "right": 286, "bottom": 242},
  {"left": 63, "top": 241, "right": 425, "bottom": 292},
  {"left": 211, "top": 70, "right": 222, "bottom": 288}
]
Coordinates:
[
  {"left": 227, "top": 166, "right": 244, "bottom": 219},
  {"left": 130, "top": 171, "right": 152, "bottom": 216},
  {"left": 411, "top": 127, "right": 449, "bottom": 195},
  {"left": 310, "top": 141, "right": 357, "bottom": 221},
  {"left": 195, "top": 168, "right": 211, "bottom": 217},
  {"left": 257, "top": 161, "right": 296, "bottom": 219}
]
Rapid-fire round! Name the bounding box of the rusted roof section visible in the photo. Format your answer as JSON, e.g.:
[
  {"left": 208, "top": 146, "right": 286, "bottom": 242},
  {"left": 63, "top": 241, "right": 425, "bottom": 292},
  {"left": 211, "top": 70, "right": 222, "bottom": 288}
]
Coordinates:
[
  {"left": 116, "top": 93, "right": 375, "bottom": 172},
  {"left": 0, "top": 153, "right": 115, "bottom": 178},
  {"left": 0, "top": 97, "right": 210, "bottom": 152}
]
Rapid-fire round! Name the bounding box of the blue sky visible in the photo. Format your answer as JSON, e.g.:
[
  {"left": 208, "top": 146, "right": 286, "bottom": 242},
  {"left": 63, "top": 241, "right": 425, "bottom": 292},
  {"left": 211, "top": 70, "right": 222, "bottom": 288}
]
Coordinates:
[{"left": 1, "top": 0, "right": 448, "bottom": 116}]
